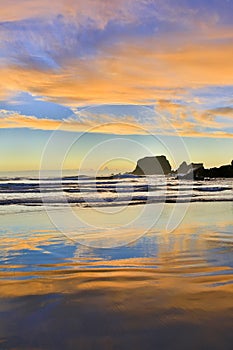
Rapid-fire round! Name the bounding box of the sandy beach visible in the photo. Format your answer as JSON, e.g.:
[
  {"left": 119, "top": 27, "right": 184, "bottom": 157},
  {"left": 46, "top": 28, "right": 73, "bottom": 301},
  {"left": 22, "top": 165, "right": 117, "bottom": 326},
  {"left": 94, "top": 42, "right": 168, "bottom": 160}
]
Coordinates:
[
  {"left": 1, "top": 1, "right": 233, "bottom": 348},
  {"left": 0, "top": 202, "right": 233, "bottom": 349}
]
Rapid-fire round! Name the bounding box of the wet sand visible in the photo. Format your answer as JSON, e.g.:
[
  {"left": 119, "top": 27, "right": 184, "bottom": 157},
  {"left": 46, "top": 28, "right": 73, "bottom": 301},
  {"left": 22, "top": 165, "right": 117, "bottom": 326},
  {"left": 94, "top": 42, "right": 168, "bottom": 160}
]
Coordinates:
[{"left": 0, "top": 202, "right": 233, "bottom": 349}]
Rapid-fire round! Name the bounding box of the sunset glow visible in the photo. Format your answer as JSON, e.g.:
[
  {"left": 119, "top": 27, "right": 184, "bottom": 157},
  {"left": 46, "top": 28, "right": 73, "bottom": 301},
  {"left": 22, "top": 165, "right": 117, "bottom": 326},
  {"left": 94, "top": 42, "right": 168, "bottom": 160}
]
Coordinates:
[{"left": 0, "top": 0, "right": 232, "bottom": 171}]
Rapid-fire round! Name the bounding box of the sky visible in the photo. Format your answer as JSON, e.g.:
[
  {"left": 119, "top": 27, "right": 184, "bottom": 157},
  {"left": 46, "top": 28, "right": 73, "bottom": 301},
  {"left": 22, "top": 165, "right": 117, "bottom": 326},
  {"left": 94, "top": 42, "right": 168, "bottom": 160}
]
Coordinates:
[{"left": 0, "top": 0, "right": 232, "bottom": 173}]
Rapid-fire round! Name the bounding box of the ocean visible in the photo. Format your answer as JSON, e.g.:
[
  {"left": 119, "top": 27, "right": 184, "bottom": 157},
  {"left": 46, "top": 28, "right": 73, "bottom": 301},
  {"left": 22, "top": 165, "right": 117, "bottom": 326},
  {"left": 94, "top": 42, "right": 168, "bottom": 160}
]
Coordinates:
[
  {"left": 0, "top": 173, "right": 233, "bottom": 349},
  {"left": 0, "top": 173, "right": 232, "bottom": 210}
]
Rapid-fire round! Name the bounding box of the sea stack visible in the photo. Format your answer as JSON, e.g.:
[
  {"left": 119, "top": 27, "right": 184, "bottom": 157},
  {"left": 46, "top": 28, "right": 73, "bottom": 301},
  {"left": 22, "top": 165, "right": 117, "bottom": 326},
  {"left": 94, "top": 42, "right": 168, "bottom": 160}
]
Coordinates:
[
  {"left": 132, "top": 156, "right": 171, "bottom": 175},
  {"left": 176, "top": 160, "right": 233, "bottom": 179},
  {"left": 176, "top": 162, "right": 205, "bottom": 180}
]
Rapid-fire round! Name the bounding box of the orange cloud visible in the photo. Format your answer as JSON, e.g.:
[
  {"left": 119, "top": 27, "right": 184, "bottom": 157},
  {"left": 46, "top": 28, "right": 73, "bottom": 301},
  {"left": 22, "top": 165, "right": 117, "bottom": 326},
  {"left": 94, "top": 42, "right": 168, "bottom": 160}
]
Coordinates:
[
  {"left": 0, "top": 110, "right": 153, "bottom": 134},
  {"left": 203, "top": 107, "right": 233, "bottom": 119},
  {"left": 0, "top": 0, "right": 232, "bottom": 140},
  {"left": 156, "top": 100, "right": 232, "bottom": 130},
  {"left": 0, "top": 0, "right": 122, "bottom": 23},
  {"left": 0, "top": 109, "right": 232, "bottom": 139},
  {"left": 0, "top": 0, "right": 197, "bottom": 27},
  {"left": 0, "top": 31, "right": 232, "bottom": 106}
]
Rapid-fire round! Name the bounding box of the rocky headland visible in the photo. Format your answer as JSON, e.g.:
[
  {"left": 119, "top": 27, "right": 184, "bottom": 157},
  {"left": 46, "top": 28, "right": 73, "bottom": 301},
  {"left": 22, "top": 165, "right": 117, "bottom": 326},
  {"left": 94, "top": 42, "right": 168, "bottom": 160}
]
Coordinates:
[{"left": 131, "top": 156, "right": 233, "bottom": 179}]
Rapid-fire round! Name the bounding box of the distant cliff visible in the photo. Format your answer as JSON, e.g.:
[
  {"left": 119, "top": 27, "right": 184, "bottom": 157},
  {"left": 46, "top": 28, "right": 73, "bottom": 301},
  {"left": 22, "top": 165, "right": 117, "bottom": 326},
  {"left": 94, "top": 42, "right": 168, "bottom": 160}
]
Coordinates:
[
  {"left": 176, "top": 161, "right": 205, "bottom": 179},
  {"left": 176, "top": 160, "right": 233, "bottom": 179},
  {"left": 176, "top": 161, "right": 204, "bottom": 174},
  {"left": 131, "top": 157, "right": 233, "bottom": 178},
  {"left": 132, "top": 156, "right": 171, "bottom": 175}
]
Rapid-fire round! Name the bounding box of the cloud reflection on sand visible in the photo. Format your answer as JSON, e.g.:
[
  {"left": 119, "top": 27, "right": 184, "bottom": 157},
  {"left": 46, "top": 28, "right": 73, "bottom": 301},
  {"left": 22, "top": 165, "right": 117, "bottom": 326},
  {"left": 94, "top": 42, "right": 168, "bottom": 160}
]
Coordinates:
[
  {"left": 0, "top": 202, "right": 233, "bottom": 349},
  {"left": 0, "top": 202, "right": 232, "bottom": 288}
]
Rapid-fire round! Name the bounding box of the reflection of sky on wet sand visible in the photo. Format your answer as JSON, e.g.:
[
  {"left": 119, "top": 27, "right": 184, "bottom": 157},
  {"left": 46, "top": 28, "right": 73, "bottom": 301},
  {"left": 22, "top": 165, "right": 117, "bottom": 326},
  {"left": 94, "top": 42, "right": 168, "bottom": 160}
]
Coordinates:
[
  {"left": 0, "top": 202, "right": 233, "bottom": 349},
  {"left": 0, "top": 202, "right": 232, "bottom": 275}
]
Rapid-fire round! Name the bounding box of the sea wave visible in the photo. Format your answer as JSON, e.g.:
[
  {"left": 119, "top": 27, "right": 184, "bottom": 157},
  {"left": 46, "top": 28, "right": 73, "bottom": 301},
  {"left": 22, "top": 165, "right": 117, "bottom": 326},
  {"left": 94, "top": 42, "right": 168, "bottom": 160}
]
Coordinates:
[{"left": 0, "top": 175, "right": 232, "bottom": 210}]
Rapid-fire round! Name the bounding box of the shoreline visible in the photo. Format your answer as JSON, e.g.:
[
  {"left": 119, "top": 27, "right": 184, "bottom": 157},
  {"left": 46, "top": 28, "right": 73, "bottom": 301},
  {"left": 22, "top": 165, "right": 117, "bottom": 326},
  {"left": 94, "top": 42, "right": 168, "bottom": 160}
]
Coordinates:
[{"left": 0, "top": 201, "right": 233, "bottom": 349}]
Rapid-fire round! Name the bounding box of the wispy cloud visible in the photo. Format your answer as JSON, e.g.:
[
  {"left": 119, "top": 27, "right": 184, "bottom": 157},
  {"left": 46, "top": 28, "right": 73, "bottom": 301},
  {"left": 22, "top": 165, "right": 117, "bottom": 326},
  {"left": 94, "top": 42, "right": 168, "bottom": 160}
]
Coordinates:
[
  {"left": 0, "top": 0, "right": 232, "bottom": 140},
  {"left": 203, "top": 106, "right": 233, "bottom": 119},
  {"left": 0, "top": 0, "right": 232, "bottom": 103},
  {"left": 0, "top": 109, "right": 151, "bottom": 134},
  {"left": 0, "top": 106, "right": 232, "bottom": 138},
  {"left": 0, "top": 0, "right": 203, "bottom": 27},
  {"left": 0, "top": 35, "right": 232, "bottom": 106}
]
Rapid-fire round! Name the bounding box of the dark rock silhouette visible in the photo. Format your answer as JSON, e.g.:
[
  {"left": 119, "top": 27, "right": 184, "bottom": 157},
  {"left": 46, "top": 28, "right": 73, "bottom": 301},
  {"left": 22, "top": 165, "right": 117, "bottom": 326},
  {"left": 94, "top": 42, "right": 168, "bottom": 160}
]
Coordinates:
[
  {"left": 176, "top": 162, "right": 205, "bottom": 180},
  {"left": 177, "top": 162, "right": 204, "bottom": 176},
  {"left": 201, "top": 162, "right": 233, "bottom": 179},
  {"left": 176, "top": 160, "right": 233, "bottom": 179},
  {"left": 131, "top": 156, "right": 233, "bottom": 179},
  {"left": 132, "top": 156, "right": 171, "bottom": 175},
  {"left": 176, "top": 161, "right": 189, "bottom": 174}
]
